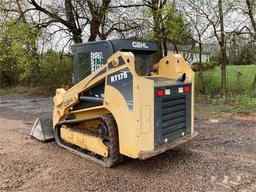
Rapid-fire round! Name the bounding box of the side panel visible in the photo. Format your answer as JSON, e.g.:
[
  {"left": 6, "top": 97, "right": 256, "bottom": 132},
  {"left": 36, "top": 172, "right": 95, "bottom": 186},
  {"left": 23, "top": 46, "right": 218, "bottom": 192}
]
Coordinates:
[
  {"left": 141, "top": 105, "right": 151, "bottom": 134},
  {"left": 106, "top": 67, "right": 133, "bottom": 110},
  {"left": 103, "top": 53, "right": 139, "bottom": 158},
  {"left": 104, "top": 85, "right": 138, "bottom": 157},
  {"left": 135, "top": 78, "right": 155, "bottom": 152},
  {"left": 103, "top": 52, "right": 155, "bottom": 158}
]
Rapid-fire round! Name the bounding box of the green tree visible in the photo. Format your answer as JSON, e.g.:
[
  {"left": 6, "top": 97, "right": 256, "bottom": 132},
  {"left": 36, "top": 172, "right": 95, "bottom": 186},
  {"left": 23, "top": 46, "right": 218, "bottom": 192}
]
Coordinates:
[
  {"left": 0, "top": 20, "right": 40, "bottom": 85},
  {"left": 0, "top": 36, "right": 18, "bottom": 87},
  {"left": 145, "top": 1, "right": 191, "bottom": 56},
  {"left": 38, "top": 50, "right": 72, "bottom": 91},
  {"left": 161, "top": 5, "right": 191, "bottom": 55}
]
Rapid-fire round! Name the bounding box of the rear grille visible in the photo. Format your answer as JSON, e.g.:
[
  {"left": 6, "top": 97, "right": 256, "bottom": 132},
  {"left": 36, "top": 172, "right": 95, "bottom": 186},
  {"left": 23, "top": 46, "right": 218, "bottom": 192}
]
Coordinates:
[
  {"left": 161, "top": 96, "right": 186, "bottom": 138},
  {"left": 154, "top": 82, "right": 191, "bottom": 146}
]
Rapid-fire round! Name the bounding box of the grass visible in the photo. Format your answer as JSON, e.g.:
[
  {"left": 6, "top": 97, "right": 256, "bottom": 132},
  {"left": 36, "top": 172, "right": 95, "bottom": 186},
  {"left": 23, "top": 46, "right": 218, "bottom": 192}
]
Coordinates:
[
  {"left": 196, "top": 94, "right": 256, "bottom": 113},
  {"left": 225, "top": 65, "right": 256, "bottom": 90},
  {"left": 195, "top": 64, "right": 256, "bottom": 112},
  {"left": 195, "top": 64, "right": 256, "bottom": 93},
  {"left": 195, "top": 103, "right": 234, "bottom": 118}
]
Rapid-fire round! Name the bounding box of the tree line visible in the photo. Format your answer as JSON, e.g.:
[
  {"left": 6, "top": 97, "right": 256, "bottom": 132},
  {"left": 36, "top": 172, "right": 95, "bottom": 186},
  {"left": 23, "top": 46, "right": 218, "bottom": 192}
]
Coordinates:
[{"left": 0, "top": 0, "right": 255, "bottom": 92}]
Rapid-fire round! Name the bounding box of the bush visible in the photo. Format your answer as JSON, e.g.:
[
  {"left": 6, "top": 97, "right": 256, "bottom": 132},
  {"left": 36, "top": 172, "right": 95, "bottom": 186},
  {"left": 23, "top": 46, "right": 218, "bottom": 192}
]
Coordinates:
[
  {"left": 191, "top": 61, "right": 219, "bottom": 72},
  {"left": 0, "top": 21, "right": 41, "bottom": 86},
  {"left": 232, "top": 44, "right": 256, "bottom": 65},
  {"left": 196, "top": 90, "right": 256, "bottom": 112},
  {"left": 38, "top": 51, "right": 72, "bottom": 93}
]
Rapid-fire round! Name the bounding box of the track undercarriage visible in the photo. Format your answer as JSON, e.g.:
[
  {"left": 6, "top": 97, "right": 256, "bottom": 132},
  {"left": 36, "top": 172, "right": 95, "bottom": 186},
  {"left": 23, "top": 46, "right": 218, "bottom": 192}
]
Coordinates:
[{"left": 54, "top": 114, "right": 121, "bottom": 167}]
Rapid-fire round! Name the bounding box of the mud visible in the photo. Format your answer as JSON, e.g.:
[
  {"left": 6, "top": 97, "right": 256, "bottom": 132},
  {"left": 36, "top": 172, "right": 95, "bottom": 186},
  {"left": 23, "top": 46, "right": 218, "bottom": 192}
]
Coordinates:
[{"left": 0, "top": 96, "right": 256, "bottom": 192}]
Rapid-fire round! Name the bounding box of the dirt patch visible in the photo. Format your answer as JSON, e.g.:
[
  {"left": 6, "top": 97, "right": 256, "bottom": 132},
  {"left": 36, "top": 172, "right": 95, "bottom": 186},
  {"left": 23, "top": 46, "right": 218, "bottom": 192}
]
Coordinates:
[
  {"left": 0, "top": 96, "right": 52, "bottom": 122},
  {"left": 0, "top": 96, "right": 256, "bottom": 192},
  {"left": 232, "top": 112, "right": 256, "bottom": 122}
]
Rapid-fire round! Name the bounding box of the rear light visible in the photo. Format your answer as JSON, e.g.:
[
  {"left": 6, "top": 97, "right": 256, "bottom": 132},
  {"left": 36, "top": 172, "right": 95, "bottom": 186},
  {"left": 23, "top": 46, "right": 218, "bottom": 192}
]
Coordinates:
[
  {"left": 157, "top": 89, "right": 165, "bottom": 97},
  {"left": 178, "top": 87, "right": 183, "bottom": 93},
  {"left": 184, "top": 86, "right": 190, "bottom": 93}
]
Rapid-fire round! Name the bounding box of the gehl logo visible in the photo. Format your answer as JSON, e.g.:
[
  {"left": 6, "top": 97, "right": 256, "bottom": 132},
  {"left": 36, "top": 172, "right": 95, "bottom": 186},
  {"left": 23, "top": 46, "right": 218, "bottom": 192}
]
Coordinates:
[{"left": 132, "top": 41, "right": 149, "bottom": 49}]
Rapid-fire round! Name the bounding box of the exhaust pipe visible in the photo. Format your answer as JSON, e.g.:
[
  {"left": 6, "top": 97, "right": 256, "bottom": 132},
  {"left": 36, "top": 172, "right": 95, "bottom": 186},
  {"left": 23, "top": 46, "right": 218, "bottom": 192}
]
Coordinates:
[{"left": 177, "top": 73, "right": 186, "bottom": 82}]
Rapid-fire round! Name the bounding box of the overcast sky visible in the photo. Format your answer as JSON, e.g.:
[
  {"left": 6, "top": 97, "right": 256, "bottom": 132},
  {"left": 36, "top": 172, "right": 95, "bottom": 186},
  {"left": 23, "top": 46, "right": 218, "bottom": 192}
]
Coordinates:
[{"left": 33, "top": 0, "right": 252, "bottom": 53}]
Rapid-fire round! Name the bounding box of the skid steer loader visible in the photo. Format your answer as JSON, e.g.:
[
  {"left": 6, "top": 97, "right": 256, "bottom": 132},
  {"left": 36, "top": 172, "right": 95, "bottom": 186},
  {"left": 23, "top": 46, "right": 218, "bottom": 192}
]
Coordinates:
[{"left": 31, "top": 39, "right": 197, "bottom": 167}]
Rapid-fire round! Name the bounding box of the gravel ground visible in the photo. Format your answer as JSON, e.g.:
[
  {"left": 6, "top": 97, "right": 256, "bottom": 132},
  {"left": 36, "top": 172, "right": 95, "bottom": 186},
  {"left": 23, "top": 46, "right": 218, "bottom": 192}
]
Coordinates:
[{"left": 0, "top": 96, "right": 256, "bottom": 192}]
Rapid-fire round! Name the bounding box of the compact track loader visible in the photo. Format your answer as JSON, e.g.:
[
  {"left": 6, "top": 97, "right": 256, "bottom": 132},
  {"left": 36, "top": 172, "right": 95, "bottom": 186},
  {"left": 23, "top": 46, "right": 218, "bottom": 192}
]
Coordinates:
[{"left": 31, "top": 39, "right": 197, "bottom": 167}]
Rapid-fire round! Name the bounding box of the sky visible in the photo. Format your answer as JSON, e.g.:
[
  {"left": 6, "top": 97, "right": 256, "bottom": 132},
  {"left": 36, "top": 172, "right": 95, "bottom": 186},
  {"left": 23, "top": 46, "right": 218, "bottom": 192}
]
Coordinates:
[{"left": 31, "top": 0, "right": 253, "bottom": 53}]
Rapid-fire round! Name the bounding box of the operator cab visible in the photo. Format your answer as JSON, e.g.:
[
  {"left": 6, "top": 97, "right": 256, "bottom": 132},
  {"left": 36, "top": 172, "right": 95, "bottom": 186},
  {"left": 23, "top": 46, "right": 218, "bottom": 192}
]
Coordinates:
[{"left": 72, "top": 39, "right": 160, "bottom": 84}]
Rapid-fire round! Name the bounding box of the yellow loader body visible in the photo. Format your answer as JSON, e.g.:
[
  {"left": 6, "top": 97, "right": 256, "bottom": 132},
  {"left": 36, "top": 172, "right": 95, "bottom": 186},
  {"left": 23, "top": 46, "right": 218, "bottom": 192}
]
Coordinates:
[
  {"left": 53, "top": 51, "right": 195, "bottom": 160},
  {"left": 31, "top": 40, "right": 196, "bottom": 167}
]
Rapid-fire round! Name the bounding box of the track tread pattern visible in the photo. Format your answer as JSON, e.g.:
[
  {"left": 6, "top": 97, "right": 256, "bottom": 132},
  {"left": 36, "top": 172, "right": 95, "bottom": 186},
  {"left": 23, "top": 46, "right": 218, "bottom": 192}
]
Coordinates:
[
  {"left": 102, "top": 115, "right": 121, "bottom": 167},
  {"left": 55, "top": 114, "right": 121, "bottom": 168}
]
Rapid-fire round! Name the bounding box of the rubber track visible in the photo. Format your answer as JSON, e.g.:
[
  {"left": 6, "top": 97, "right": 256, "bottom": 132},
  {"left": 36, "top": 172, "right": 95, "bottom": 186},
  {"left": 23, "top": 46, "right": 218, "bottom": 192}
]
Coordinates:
[{"left": 54, "top": 114, "right": 121, "bottom": 168}]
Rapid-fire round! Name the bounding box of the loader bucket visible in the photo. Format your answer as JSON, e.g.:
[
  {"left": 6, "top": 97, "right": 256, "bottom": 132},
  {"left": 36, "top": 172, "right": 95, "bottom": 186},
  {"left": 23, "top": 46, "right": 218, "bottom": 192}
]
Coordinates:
[{"left": 30, "top": 117, "right": 54, "bottom": 142}]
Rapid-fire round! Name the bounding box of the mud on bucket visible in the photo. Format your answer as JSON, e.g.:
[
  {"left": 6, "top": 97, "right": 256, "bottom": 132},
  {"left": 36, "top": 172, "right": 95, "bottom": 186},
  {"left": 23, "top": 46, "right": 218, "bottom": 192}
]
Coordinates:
[{"left": 30, "top": 117, "right": 54, "bottom": 142}]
